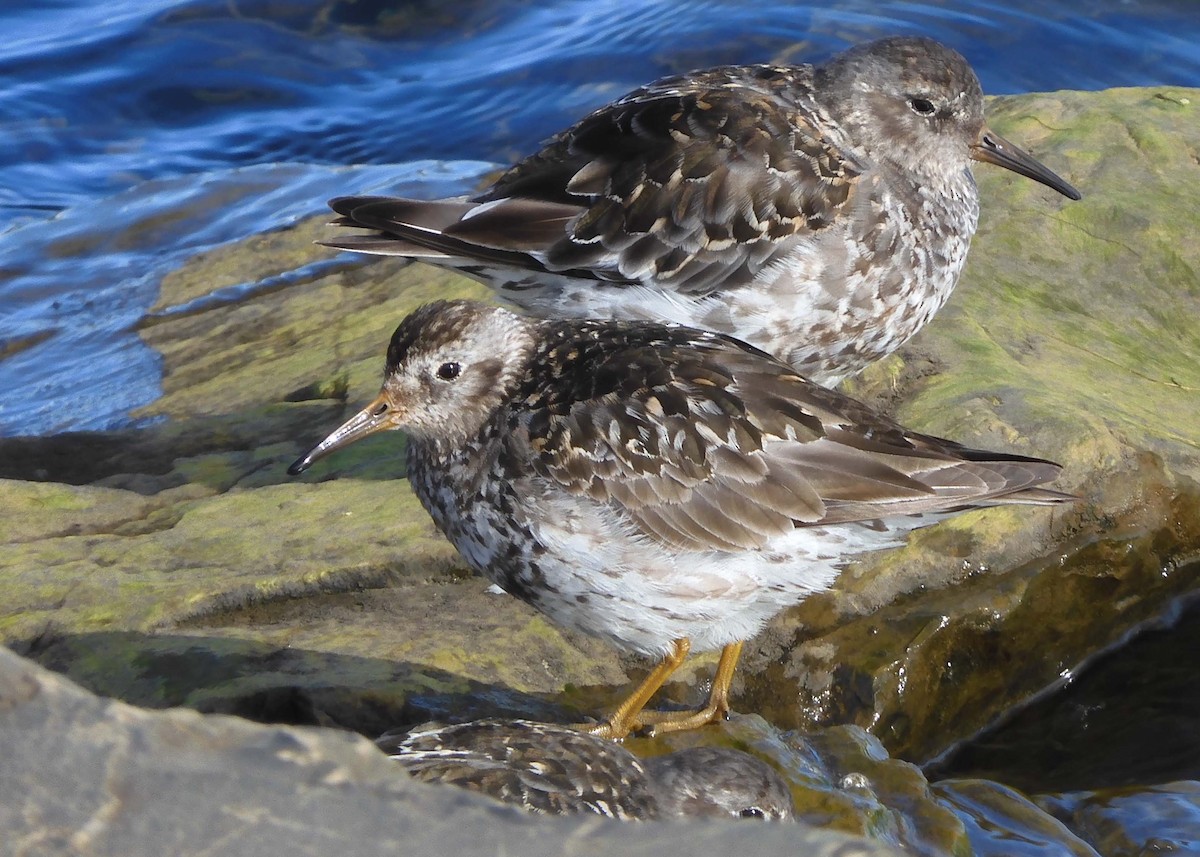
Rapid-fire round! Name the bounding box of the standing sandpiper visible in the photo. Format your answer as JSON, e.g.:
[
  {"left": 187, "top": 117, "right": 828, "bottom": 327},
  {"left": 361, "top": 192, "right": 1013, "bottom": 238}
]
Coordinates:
[
  {"left": 289, "top": 300, "right": 1073, "bottom": 739},
  {"left": 322, "top": 36, "right": 1079, "bottom": 385}
]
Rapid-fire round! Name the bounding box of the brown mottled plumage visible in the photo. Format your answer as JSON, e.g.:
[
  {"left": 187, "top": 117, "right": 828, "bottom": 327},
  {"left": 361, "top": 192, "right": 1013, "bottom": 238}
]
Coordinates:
[
  {"left": 290, "top": 300, "right": 1073, "bottom": 738},
  {"left": 321, "top": 36, "right": 1079, "bottom": 385},
  {"left": 378, "top": 719, "right": 794, "bottom": 821}
]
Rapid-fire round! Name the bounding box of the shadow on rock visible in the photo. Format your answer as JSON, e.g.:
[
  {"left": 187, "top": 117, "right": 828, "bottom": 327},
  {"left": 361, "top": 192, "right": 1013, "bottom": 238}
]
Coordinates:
[{"left": 13, "top": 629, "right": 580, "bottom": 739}]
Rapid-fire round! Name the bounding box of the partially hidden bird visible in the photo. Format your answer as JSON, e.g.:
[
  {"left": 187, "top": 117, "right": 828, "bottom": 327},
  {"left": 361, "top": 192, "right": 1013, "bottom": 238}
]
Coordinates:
[{"left": 378, "top": 719, "right": 795, "bottom": 820}]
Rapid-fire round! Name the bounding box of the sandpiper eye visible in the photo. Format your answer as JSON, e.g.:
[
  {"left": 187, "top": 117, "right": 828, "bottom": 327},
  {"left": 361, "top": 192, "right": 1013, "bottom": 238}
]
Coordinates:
[
  {"left": 436, "top": 362, "right": 461, "bottom": 381},
  {"left": 908, "top": 96, "right": 936, "bottom": 116},
  {"left": 739, "top": 807, "right": 766, "bottom": 819}
]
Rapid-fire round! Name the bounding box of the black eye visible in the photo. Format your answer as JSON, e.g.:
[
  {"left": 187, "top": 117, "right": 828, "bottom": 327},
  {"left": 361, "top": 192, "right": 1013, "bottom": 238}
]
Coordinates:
[
  {"left": 436, "top": 362, "right": 461, "bottom": 381},
  {"left": 739, "top": 807, "right": 766, "bottom": 819},
  {"left": 907, "top": 96, "right": 936, "bottom": 116}
]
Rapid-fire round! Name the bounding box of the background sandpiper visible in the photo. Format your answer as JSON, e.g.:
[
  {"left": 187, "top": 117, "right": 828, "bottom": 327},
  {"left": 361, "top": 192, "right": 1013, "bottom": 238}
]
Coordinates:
[{"left": 321, "top": 36, "right": 1080, "bottom": 386}]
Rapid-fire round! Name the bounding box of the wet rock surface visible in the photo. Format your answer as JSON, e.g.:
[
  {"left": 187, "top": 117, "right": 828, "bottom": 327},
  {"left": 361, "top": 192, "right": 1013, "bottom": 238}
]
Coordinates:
[
  {"left": 928, "top": 593, "right": 1200, "bottom": 794},
  {"left": 1036, "top": 782, "right": 1200, "bottom": 856},
  {"left": 0, "top": 648, "right": 901, "bottom": 857},
  {"left": 8, "top": 644, "right": 1180, "bottom": 857},
  {"left": 2, "top": 88, "right": 1200, "bottom": 855}
]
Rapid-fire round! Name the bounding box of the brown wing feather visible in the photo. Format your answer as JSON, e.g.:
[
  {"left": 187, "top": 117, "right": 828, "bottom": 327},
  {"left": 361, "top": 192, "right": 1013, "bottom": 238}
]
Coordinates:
[
  {"left": 517, "top": 324, "right": 1068, "bottom": 553},
  {"left": 328, "top": 65, "right": 864, "bottom": 297},
  {"left": 486, "top": 65, "right": 863, "bottom": 295}
]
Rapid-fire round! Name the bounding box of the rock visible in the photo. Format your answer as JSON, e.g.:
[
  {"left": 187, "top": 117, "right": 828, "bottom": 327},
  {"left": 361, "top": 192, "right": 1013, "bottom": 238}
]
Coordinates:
[
  {"left": 0, "top": 647, "right": 904, "bottom": 857},
  {"left": 635, "top": 717, "right": 974, "bottom": 854},
  {"left": 1036, "top": 782, "right": 1200, "bottom": 856},
  {"left": 0, "top": 87, "right": 1198, "bottom": 774},
  {"left": 924, "top": 595, "right": 1200, "bottom": 794},
  {"left": 933, "top": 780, "right": 1101, "bottom": 857}
]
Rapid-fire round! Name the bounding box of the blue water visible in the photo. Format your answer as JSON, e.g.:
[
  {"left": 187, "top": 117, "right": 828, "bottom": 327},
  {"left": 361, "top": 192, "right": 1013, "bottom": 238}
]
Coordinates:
[{"left": 3, "top": 0, "right": 1200, "bottom": 436}]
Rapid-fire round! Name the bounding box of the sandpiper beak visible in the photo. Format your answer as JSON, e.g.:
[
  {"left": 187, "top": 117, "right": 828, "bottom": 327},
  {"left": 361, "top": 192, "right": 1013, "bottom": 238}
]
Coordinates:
[
  {"left": 970, "top": 127, "right": 1081, "bottom": 200},
  {"left": 288, "top": 392, "right": 398, "bottom": 475}
]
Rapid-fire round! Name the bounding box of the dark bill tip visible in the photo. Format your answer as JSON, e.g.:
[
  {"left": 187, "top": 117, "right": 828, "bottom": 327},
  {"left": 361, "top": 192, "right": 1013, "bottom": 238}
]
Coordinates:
[
  {"left": 972, "top": 129, "right": 1082, "bottom": 201},
  {"left": 285, "top": 393, "right": 395, "bottom": 478}
]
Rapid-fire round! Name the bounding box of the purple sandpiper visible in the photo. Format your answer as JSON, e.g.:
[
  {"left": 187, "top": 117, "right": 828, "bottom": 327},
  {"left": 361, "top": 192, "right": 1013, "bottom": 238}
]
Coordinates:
[
  {"left": 377, "top": 719, "right": 794, "bottom": 821},
  {"left": 321, "top": 36, "right": 1079, "bottom": 386},
  {"left": 289, "top": 300, "right": 1073, "bottom": 738}
]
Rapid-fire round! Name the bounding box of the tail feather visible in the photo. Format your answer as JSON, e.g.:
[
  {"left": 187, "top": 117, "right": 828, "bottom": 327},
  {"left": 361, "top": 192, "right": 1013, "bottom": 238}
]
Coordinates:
[
  {"left": 327, "top": 194, "right": 582, "bottom": 252},
  {"left": 320, "top": 237, "right": 452, "bottom": 258},
  {"left": 323, "top": 195, "right": 631, "bottom": 286},
  {"left": 982, "top": 486, "right": 1077, "bottom": 506},
  {"left": 329, "top": 196, "right": 476, "bottom": 232},
  {"left": 447, "top": 197, "right": 583, "bottom": 251},
  {"left": 324, "top": 196, "right": 549, "bottom": 272}
]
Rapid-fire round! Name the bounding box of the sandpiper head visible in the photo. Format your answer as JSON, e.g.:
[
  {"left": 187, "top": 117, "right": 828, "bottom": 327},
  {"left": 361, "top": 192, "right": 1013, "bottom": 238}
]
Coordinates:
[
  {"left": 289, "top": 300, "right": 536, "bottom": 474},
  {"left": 645, "top": 747, "right": 795, "bottom": 821},
  {"left": 816, "top": 36, "right": 1080, "bottom": 199}
]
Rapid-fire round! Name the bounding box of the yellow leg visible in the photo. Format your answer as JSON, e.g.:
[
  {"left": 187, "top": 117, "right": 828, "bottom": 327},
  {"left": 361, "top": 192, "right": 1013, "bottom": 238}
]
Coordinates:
[
  {"left": 583, "top": 638, "right": 691, "bottom": 740},
  {"left": 634, "top": 641, "right": 744, "bottom": 735}
]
